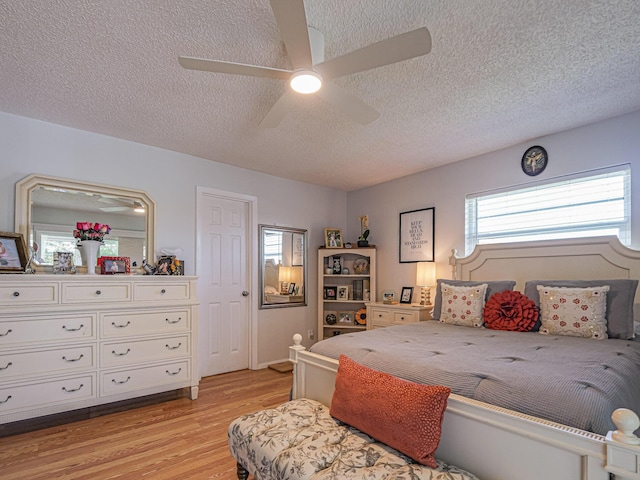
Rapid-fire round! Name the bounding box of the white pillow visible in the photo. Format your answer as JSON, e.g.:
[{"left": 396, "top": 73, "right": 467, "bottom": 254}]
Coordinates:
[
  {"left": 439, "top": 282, "right": 488, "bottom": 328},
  {"left": 264, "top": 285, "right": 279, "bottom": 294},
  {"left": 537, "top": 285, "right": 609, "bottom": 339}
]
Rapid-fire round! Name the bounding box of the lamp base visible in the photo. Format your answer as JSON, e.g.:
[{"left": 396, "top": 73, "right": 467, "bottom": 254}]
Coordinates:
[{"left": 420, "top": 286, "right": 432, "bottom": 306}]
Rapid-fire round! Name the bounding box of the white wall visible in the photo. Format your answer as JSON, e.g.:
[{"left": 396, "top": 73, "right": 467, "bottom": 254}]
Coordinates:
[
  {"left": 347, "top": 110, "right": 640, "bottom": 302},
  {"left": 0, "top": 112, "right": 347, "bottom": 366}
]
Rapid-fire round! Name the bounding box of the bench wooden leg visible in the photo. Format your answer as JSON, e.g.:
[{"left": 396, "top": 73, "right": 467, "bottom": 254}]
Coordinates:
[{"left": 236, "top": 462, "right": 249, "bottom": 480}]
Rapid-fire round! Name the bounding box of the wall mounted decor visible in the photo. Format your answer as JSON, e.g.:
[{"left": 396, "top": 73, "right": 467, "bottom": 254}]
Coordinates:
[{"left": 399, "top": 207, "right": 435, "bottom": 262}]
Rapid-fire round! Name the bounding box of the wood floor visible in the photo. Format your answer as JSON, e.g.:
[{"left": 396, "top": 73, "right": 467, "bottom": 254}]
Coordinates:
[{"left": 0, "top": 368, "right": 292, "bottom": 480}]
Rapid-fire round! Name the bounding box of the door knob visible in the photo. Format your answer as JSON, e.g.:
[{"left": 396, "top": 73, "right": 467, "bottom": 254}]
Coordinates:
[{"left": 242, "top": 290, "right": 249, "bottom": 297}]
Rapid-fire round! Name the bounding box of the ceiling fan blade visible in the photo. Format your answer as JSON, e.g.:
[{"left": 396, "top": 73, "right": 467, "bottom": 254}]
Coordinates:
[
  {"left": 316, "top": 82, "right": 380, "bottom": 125},
  {"left": 269, "top": 0, "right": 313, "bottom": 69},
  {"left": 259, "top": 90, "right": 298, "bottom": 128},
  {"left": 315, "top": 27, "right": 431, "bottom": 80},
  {"left": 178, "top": 56, "right": 291, "bottom": 80}
]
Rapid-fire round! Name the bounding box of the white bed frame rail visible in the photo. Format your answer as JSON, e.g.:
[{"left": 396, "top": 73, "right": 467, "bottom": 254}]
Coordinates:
[{"left": 290, "top": 237, "right": 640, "bottom": 480}]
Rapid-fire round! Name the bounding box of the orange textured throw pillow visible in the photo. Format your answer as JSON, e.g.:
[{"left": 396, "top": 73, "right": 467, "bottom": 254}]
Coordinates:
[{"left": 330, "top": 355, "right": 450, "bottom": 467}]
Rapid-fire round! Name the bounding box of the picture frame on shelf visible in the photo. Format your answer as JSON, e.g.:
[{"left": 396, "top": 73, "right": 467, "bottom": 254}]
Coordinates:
[
  {"left": 288, "top": 282, "right": 296, "bottom": 294},
  {"left": 332, "top": 256, "right": 342, "bottom": 274},
  {"left": 337, "top": 285, "right": 350, "bottom": 301},
  {"left": 400, "top": 286, "right": 414, "bottom": 304},
  {"left": 338, "top": 311, "right": 354, "bottom": 324},
  {"left": 324, "top": 228, "right": 343, "bottom": 248},
  {"left": 324, "top": 286, "right": 337, "bottom": 300},
  {"left": 0, "top": 231, "right": 28, "bottom": 273},
  {"left": 100, "top": 256, "right": 130, "bottom": 274},
  {"left": 399, "top": 207, "right": 435, "bottom": 263},
  {"left": 53, "top": 251, "right": 75, "bottom": 274}
]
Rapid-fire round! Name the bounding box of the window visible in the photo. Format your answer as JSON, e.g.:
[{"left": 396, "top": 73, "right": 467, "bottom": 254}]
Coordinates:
[
  {"left": 465, "top": 165, "right": 631, "bottom": 255},
  {"left": 39, "top": 232, "right": 118, "bottom": 265},
  {"left": 263, "top": 230, "right": 283, "bottom": 265}
]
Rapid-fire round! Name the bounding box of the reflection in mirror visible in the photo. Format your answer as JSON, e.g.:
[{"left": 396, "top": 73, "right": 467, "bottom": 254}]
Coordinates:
[
  {"left": 15, "top": 174, "right": 155, "bottom": 272},
  {"left": 259, "top": 225, "right": 307, "bottom": 309}
]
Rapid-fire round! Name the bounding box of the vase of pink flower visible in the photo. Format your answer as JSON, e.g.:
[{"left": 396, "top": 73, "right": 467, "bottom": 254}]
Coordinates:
[{"left": 74, "top": 222, "right": 111, "bottom": 275}]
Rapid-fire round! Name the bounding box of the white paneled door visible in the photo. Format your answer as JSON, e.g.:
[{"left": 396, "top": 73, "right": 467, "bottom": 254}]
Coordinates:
[{"left": 196, "top": 187, "right": 254, "bottom": 377}]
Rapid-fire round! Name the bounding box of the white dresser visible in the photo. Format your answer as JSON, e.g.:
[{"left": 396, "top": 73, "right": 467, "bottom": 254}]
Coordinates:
[
  {"left": 0, "top": 275, "right": 199, "bottom": 424},
  {"left": 366, "top": 302, "right": 432, "bottom": 330}
]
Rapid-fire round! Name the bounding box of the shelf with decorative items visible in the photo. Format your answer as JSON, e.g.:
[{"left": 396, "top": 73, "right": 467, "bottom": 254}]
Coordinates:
[{"left": 318, "top": 247, "right": 376, "bottom": 340}]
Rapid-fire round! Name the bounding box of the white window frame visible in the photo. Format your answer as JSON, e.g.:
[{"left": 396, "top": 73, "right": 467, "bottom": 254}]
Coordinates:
[{"left": 465, "top": 164, "right": 631, "bottom": 255}]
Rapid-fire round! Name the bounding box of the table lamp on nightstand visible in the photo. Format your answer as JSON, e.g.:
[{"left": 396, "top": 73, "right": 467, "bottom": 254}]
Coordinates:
[{"left": 416, "top": 262, "right": 436, "bottom": 306}]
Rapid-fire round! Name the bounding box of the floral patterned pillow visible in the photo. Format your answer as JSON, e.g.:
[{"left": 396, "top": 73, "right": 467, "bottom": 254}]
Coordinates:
[
  {"left": 439, "top": 282, "right": 488, "bottom": 327},
  {"left": 537, "top": 285, "right": 609, "bottom": 339}
]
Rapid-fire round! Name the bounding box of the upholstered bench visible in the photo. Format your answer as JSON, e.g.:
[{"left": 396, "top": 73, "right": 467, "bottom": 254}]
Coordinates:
[{"left": 228, "top": 398, "right": 479, "bottom": 480}]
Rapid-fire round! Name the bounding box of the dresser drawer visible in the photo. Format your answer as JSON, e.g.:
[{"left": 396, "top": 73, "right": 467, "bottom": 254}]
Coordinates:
[
  {"left": 393, "top": 311, "right": 419, "bottom": 324},
  {"left": 101, "top": 335, "right": 190, "bottom": 367},
  {"left": 134, "top": 283, "right": 190, "bottom": 301},
  {"left": 0, "top": 345, "right": 95, "bottom": 380},
  {"left": 62, "top": 283, "right": 131, "bottom": 304},
  {"left": 101, "top": 310, "right": 190, "bottom": 338},
  {"left": 101, "top": 360, "right": 190, "bottom": 395},
  {"left": 0, "top": 375, "right": 96, "bottom": 415},
  {"left": 370, "top": 308, "right": 391, "bottom": 323},
  {"left": 0, "top": 315, "right": 96, "bottom": 346},
  {"left": 0, "top": 283, "right": 58, "bottom": 306}
]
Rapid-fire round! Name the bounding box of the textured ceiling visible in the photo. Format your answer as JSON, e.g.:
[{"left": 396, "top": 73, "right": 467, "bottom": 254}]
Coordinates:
[{"left": 1, "top": 0, "right": 639, "bottom": 191}]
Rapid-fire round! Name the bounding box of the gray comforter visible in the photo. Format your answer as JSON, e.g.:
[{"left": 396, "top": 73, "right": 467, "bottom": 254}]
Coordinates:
[{"left": 310, "top": 322, "right": 640, "bottom": 435}]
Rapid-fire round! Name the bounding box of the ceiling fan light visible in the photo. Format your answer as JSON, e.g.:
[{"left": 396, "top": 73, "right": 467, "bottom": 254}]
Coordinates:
[{"left": 290, "top": 70, "right": 322, "bottom": 94}]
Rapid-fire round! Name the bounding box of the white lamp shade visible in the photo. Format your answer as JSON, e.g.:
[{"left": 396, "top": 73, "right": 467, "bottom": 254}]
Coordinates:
[{"left": 416, "top": 262, "right": 436, "bottom": 286}]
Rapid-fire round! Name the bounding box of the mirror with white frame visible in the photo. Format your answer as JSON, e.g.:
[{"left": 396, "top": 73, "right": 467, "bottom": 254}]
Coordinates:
[
  {"left": 15, "top": 174, "right": 155, "bottom": 273},
  {"left": 259, "top": 225, "right": 307, "bottom": 309}
]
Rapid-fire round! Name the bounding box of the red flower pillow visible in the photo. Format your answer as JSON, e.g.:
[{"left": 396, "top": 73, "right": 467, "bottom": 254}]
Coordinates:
[{"left": 483, "top": 290, "right": 538, "bottom": 331}]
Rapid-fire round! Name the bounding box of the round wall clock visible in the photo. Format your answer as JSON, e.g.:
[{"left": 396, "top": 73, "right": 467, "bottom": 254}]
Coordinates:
[{"left": 521, "top": 146, "right": 548, "bottom": 176}]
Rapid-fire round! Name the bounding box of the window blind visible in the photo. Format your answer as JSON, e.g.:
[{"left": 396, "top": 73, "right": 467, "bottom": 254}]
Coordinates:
[{"left": 465, "top": 164, "right": 631, "bottom": 255}]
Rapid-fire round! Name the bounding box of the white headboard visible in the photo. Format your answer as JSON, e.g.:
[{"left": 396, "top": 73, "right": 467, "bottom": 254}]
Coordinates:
[{"left": 454, "top": 236, "right": 640, "bottom": 321}]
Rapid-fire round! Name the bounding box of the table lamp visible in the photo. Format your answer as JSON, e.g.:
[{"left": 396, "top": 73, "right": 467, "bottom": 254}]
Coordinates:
[{"left": 416, "top": 262, "right": 436, "bottom": 306}]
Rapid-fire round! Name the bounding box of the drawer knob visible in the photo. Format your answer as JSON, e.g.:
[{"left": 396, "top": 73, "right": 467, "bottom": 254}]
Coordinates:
[
  {"left": 112, "top": 348, "right": 131, "bottom": 357},
  {"left": 12, "top": 291, "right": 19, "bottom": 297},
  {"left": 62, "top": 384, "right": 84, "bottom": 393},
  {"left": 161, "top": 288, "right": 166, "bottom": 294},
  {"left": 96, "top": 290, "right": 101, "bottom": 295},
  {"left": 62, "top": 324, "right": 84, "bottom": 332},
  {"left": 165, "top": 342, "right": 182, "bottom": 350},
  {"left": 0, "top": 329, "right": 12, "bottom": 337},
  {"left": 112, "top": 376, "right": 131, "bottom": 385},
  {"left": 62, "top": 354, "right": 84, "bottom": 363},
  {"left": 0, "top": 362, "right": 12, "bottom": 371},
  {"left": 111, "top": 321, "right": 131, "bottom": 328},
  {"left": 0, "top": 395, "right": 12, "bottom": 405},
  {"left": 166, "top": 368, "right": 182, "bottom": 376}
]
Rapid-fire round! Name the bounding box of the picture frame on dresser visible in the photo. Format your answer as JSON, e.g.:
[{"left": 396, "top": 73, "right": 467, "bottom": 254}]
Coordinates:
[
  {"left": 100, "top": 256, "right": 130, "bottom": 274},
  {"left": 0, "top": 231, "right": 28, "bottom": 272},
  {"left": 400, "top": 286, "right": 413, "bottom": 304}
]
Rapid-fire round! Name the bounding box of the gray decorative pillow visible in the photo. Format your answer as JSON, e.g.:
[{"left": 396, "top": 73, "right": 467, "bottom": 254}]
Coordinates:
[
  {"left": 432, "top": 279, "right": 516, "bottom": 320},
  {"left": 524, "top": 279, "right": 638, "bottom": 339}
]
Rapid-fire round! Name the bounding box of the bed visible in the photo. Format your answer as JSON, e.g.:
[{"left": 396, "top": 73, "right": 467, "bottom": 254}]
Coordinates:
[{"left": 289, "top": 236, "right": 640, "bottom": 480}]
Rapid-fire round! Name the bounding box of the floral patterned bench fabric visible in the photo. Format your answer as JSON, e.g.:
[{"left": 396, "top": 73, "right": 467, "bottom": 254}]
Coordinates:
[{"left": 228, "top": 398, "right": 479, "bottom": 480}]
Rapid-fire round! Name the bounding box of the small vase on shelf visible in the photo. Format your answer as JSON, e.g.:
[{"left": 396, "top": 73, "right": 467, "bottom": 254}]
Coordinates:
[{"left": 77, "top": 240, "right": 102, "bottom": 275}]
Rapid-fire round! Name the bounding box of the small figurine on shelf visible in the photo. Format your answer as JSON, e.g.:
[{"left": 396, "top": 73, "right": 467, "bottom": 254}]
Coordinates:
[
  {"left": 142, "top": 259, "right": 156, "bottom": 275},
  {"left": 358, "top": 215, "right": 369, "bottom": 247}
]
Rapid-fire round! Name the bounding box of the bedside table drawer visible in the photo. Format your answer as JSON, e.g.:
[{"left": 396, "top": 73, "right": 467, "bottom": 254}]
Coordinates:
[
  {"left": 393, "top": 311, "right": 419, "bottom": 324},
  {"left": 370, "top": 309, "right": 391, "bottom": 323}
]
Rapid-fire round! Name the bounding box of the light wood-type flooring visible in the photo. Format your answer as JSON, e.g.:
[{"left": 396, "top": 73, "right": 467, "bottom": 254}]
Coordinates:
[{"left": 0, "top": 368, "right": 292, "bottom": 479}]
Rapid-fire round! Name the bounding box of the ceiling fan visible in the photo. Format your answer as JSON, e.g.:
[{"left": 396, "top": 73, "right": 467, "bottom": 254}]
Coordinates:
[{"left": 178, "top": 0, "right": 431, "bottom": 128}]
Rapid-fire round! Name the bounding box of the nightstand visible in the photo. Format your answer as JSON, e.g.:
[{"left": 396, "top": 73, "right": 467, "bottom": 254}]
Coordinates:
[{"left": 366, "top": 302, "right": 432, "bottom": 330}]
